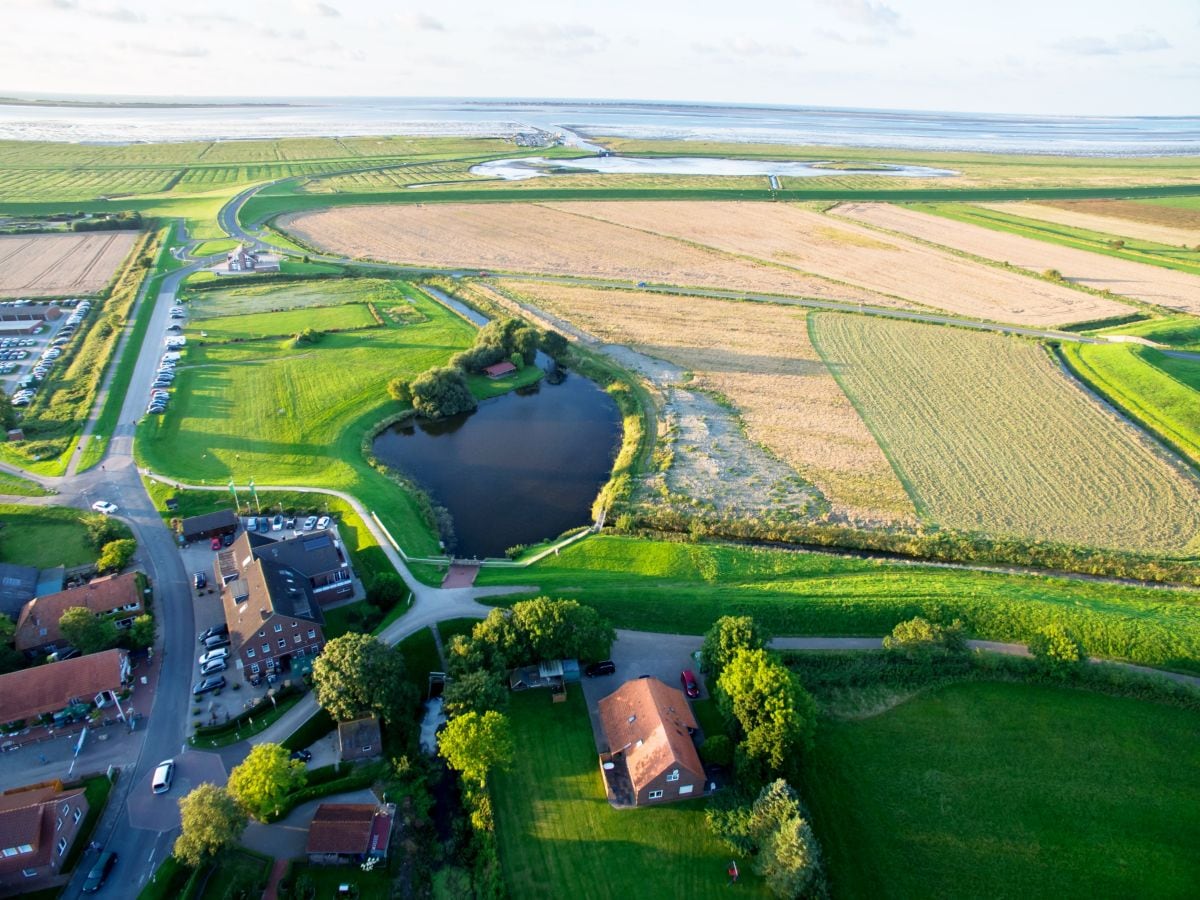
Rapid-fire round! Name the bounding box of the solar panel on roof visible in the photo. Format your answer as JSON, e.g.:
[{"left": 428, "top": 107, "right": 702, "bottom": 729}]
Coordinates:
[{"left": 305, "top": 534, "right": 332, "bottom": 550}]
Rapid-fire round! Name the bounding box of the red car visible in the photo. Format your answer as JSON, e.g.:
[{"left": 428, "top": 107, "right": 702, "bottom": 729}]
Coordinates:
[
  {"left": 680, "top": 669, "right": 700, "bottom": 699},
  {"left": 210, "top": 536, "right": 222, "bottom": 551}
]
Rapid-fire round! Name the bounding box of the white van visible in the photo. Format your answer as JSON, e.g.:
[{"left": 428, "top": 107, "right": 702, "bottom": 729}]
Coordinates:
[{"left": 152, "top": 759, "right": 174, "bottom": 794}]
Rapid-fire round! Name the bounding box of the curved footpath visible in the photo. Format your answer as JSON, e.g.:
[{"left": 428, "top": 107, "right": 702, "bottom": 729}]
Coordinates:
[{"left": 0, "top": 178, "right": 1192, "bottom": 895}]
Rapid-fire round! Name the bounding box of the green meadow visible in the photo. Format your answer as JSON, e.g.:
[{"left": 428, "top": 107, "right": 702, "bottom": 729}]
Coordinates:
[
  {"left": 803, "top": 681, "right": 1200, "bottom": 899},
  {"left": 1062, "top": 343, "right": 1200, "bottom": 468},
  {"left": 1093, "top": 313, "right": 1200, "bottom": 351},
  {"left": 474, "top": 535, "right": 1200, "bottom": 672},
  {"left": 136, "top": 277, "right": 479, "bottom": 554},
  {"left": 0, "top": 503, "right": 126, "bottom": 569}
]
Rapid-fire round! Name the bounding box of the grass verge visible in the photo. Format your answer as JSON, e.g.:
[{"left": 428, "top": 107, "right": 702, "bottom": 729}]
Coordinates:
[{"left": 0, "top": 502, "right": 122, "bottom": 569}]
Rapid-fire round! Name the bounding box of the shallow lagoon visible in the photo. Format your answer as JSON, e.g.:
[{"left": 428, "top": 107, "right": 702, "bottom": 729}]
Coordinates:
[{"left": 471, "top": 155, "right": 958, "bottom": 181}]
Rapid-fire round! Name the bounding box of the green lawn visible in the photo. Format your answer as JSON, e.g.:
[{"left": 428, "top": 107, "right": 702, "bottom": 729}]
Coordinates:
[
  {"left": 493, "top": 690, "right": 766, "bottom": 899},
  {"left": 803, "top": 681, "right": 1200, "bottom": 899},
  {"left": 284, "top": 862, "right": 393, "bottom": 900},
  {"left": 191, "top": 303, "right": 377, "bottom": 342},
  {"left": 1062, "top": 343, "right": 1200, "bottom": 467},
  {"left": 474, "top": 535, "right": 1200, "bottom": 673},
  {"left": 1092, "top": 313, "right": 1200, "bottom": 351},
  {"left": 196, "top": 849, "right": 272, "bottom": 900},
  {"left": 0, "top": 503, "right": 114, "bottom": 568},
  {"left": 137, "top": 278, "right": 479, "bottom": 555},
  {"left": 184, "top": 276, "right": 381, "bottom": 318},
  {"left": 0, "top": 470, "right": 51, "bottom": 497},
  {"left": 398, "top": 625, "right": 442, "bottom": 695}
]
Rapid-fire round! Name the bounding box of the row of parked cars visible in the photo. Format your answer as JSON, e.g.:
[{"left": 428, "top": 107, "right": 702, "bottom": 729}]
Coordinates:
[
  {"left": 147, "top": 349, "right": 181, "bottom": 415},
  {"left": 193, "top": 623, "right": 230, "bottom": 695},
  {"left": 11, "top": 302, "right": 91, "bottom": 407},
  {"left": 247, "top": 513, "right": 331, "bottom": 533}
]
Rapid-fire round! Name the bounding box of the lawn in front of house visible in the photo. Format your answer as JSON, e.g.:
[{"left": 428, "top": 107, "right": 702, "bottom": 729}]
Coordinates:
[
  {"left": 492, "top": 690, "right": 766, "bottom": 899},
  {"left": 0, "top": 503, "right": 120, "bottom": 569},
  {"left": 801, "top": 681, "right": 1200, "bottom": 899}
]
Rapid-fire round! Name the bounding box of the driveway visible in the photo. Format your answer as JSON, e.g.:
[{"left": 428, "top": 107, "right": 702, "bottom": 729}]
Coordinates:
[{"left": 241, "top": 788, "right": 379, "bottom": 860}]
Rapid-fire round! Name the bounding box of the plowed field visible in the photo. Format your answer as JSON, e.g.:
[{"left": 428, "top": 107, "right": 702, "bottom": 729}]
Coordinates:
[
  {"left": 506, "top": 281, "right": 915, "bottom": 525},
  {"left": 833, "top": 202, "right": 1199, "bottom": 313},
  {"left": 810, "top": 313, "right": 1200, "bottom": 553},
  {"left": 979, "top": 201, "right": 1200, "bottom": 248},
  {"left": 0, "top": 231, "right": 138, "bottom": 297},
  {"left": 545, "top": 201, "right": 1126, "bottom": 326},
  {"left": 279, "top": 203, "right": 904, "bottom": 307}
]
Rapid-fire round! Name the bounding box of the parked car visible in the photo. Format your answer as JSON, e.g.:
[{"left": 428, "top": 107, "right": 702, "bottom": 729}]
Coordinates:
[
  {"left": 680, "top": 669, "right": 700, "bottom": 699},
  {"left": 289, "top": 749, "right": 312, "bottom": 762},
  {"left": 81, "top": 851, "right": 117, "bottom": 893},
  {"left": 284, "top": 517, "right": 296, "bottom": 530},
  {"left": 199, "top": 647, "right": 229, "bottom": 666},
  {"left": 46, "top": 646, "right": 80, "bottom": 663},
  {"left": 316, "top": 515, "right": 331, "bottom": 530},
  {"left": 192, "top": 676, "right": 226, "bottom": 696},
  {"left": 210, "top": 536, "right": 222, "bottom": 551},
  {"left": 200, "top": 657, "right": 228, "bottom": 676},
  {"left": 166, "top": 324, "right": 182, "bottom": 332},
  {"left": 91, "top": 500, "right": 118, "bottom": 515},
  {"left": 222, "top": 532, "right": 235, "bottom": 547},
  {"left": 246, "top": 517, "right": 258, "bottom": 532},
  {"left": 198, "top": 623, "right": 229, "bottom": 643},
  {"left": 193, "top": 572, "right": 208, "bottom": 590},
  {"left": 257, "top": 517, "right": 269, "bottom": 532},
  {"left": 151, "top": 760, "right": 174, "bottom": 794},
  {"left": 303, "top": 515, "right": 318, "bottom": 530},
  {"left": 202, "top": 634, "right": 231, "bottom": 651},
  {"left": 271, "top": 514, "right": 284, "bottom": 532},
  {"left": 585, "top": 660, "right": 616, "bottom": 677}
]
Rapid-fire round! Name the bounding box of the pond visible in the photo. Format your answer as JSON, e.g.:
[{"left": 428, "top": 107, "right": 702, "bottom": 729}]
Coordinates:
[
  {"left": 372, "top": 369, "right": 621, "bottom": 559},
  {"left": 470, "top": 155, "right": 958, "bottom": 181}
]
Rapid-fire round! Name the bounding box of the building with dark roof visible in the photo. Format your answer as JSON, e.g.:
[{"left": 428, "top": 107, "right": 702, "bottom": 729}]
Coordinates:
[
  {"left": 305, "top": 802, "right": 395, "bottom": 865},
  {"left": 0, "top": 783, "right": 88, "bottom": 892},
  {"left": 217, "top": 532, "right": 327, "bottom": 680},
  {"left": 597, "top": 678, "right": 704, "bottom": 807},
  {"left": 337, "top": 717, "right": 382, "bottom": 763},
  {"left": 0, "top": 563, "right": 39, "bottom": 622},
  {"left": 179, "top": 508, "right": 239, "bottom": 543},
  {"left": 246, "top": 529, "right": 354, "bottom": 604}
]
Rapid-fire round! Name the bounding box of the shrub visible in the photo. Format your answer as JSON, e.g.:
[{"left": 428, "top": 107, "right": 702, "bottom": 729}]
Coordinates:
[
  {"left": 701, "top": 734, "right": 734, "bottom": 766},
  {"left": 1029, "top": 623, "right": 1086, "bottom": 677},
  {"left": 410, "top": 366, "right": 477, "bottom": 419}
]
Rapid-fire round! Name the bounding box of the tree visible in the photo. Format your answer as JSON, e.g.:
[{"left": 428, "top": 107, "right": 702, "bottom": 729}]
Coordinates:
[
  {"left": 700, "top": 734, "right": 734, "bottom": 767},
  {"left": 438, "top": 710, "right": 514, "bottom": 788},
  {"left": 540, "top": 329, "right": 569, "bottom": 358},
  {"left": 387, "top": 377, "right": 412, "bottom": 405},
  {"left": 58, "top": 606, "right": 118, "bottom": 655},
  {"left": 883, "top": 616, "right": 967, "bottom": 656},
  {"left": 441, "top": 668, "right": 508, "bottom": 718},
  {"left": 125, "top": 614, "right": 155, "bottom": 650},
  {"left": 747, "top": 781, "right": 821, "bottom": 899},
  {"left": 82, "top": 513, "right": 123, "bottom": 550},
  {"left": 0, "top": 614, "right": 22, "bottom": 674},
  {"left": 509, "top": 597, "right": 615, "bottom": 664},
  {"left": 97, "top": 538, "right": 136, "bottom": 573},
  {"left": 311, "top": 632, "right": 416, "bottom": 723},
  {"left": 701, "top": 615, "right": 770, "bottom": 678},
  {"left": 409, "top": 366, "right": 477, "bottom": 418},
  {"left": 227, "top": 743, "right": 307, "bottom": 820},
  {"left": 365, "top": 572, "right": 405, "bottom": 612},
  {"left": 0, "top": 391, "right": 16, "bottom": 431},
  {"left": 1029, "top": 623, "right": 1085, "bottom": 676},
  {"left": 716, "top": 648, "right": 816, "bottom": 786},
  {"left": 173, "top": 784, "right": 247, "bottom": 868}
]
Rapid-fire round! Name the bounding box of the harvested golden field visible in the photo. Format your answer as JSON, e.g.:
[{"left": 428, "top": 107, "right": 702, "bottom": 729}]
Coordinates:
[
  {"left": 979, "top": 201, "right": 1200, "bottom": 248},
  {"left": 548, "top": 201, "right": 1124, "bottom": 326},
  {"left": 279, "top": 203, "right": 903, "bottom": 307},
  {"left": 505, "top": 280, "right": 915, "bottom": 525},
  {"left": 0, "top": 231, "right": 138, "bottom": 297},
  {"left": 834, "top": 202, "right": 1200, "bottom": 313},
  {"left": 810, "top": 313, "right": 1200, "bottom": 553}
]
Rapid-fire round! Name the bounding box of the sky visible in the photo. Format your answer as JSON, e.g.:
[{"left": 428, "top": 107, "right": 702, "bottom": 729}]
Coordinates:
[{"left": 0, "top": 0, "right": 1196, "bottom": 116}]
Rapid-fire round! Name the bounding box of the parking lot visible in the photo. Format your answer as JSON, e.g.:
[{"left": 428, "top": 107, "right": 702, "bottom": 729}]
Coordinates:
[
  {"left": 177, "top": 515, "right": 354, "bottom": 730},
  {"left": 145, "top": 303, "right": 186, "bottom": 416},
  {"left": 4, "top": 299, "right": 91, "bottom": 409}
]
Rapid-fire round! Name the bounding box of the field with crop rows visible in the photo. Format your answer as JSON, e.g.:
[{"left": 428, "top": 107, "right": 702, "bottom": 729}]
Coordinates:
[
  {"left": 505, "top": 280, "right": 914, "bottom": 524},
  {"left": 298, "top": 162, "right": 486, "bottom": 192},
  {"left": 836, "top": 201, "right": 1200, "bottom": 311},
  {"left": 550, "top": 201, "right": 1129, "bottom": 326},
  {"left": 984, "top": 200, "right": 1200, "bottom": 248},
  {"left": 1063, "top": 343, "right": 1200, "bottom": 467},
  {"left": 280, "top": 202, "right": 901, "bottom": 304},
  {"left": 810, "top": 313, "right": 1200, "bottom": 553},
  {"left": 0, "top": 230, "right": 138, "bottom": 296},
  {"left": 0, "top": 167, "right": 180, "bottom": 200}
]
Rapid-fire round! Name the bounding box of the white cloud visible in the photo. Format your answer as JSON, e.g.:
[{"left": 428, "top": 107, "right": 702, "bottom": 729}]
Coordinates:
[
  {"left": 819, "top": 0, "right": 902, "bottom": 31},
  {"left": 396, "top": 12, "right": 445, "bottom": 32},
  {"left": 293, "top": 0, "right": 340, "bottom": 17},
  {"left": 694, "top": 37, "right": 803, "bottom": 60},
  {"left": 1055, "top": 29, "right": 1170, "bottom": 56},
  {"left": 498, "top": 22, "right": 609, "bottom": 54}
]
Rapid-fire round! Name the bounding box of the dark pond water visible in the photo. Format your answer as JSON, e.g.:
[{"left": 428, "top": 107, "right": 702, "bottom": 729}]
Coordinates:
[{"left": 373, "top": 370, "right": 621, "bottom": 559}]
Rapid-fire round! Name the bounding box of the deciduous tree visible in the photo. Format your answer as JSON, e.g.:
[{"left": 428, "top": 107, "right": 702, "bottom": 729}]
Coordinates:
[
  {"left": 387, "top": 377, "right": 412, "bottom": 404},
  {"left": 227, "top": 743, "right": 306, "bottom": 820},
  {"left": 437, "top": 710, "right": 513, "bottom": 788},
  {"left": 126, "top": 614, "right": 155, "bottom": 650},
  {"left": 409, "top": 366, "right": 477, "bottom": 419},
  {"left": 173, "top": 784, "right": 247, "bottom": 868},
  {"left": 311, "top": 632, "right": 415, "bottom": 723},
  {"left": 883, "top": 616, "right": 967, "bottom": 656},
  {"left": 701, "top": 615, "right": 770, "bottom": 678},
  {"left": 58, "top": 606, "right": 118, "bottom": 655},
  {"left": 1029, "top": 622, "right": 1085, "bottom": 676},
  {"left": 441, "top": 668, "right": 507, "bottom": 718},
  {"left": 97, "top": 538, "right": 136, "bottom": 573}
]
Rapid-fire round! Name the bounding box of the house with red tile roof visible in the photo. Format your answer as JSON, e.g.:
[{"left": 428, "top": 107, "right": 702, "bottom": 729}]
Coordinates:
[
  {"left": 305, "top": 802, "right": 395, "bottom": 865},
  {"left": 0, "top": 649, "right": 131, "bottom": 729},
  {"left": 14, "top": 572, "right": 145, "bottom": 656},
  {"left": 0, "top": 782, "right": 89, "bottom": 892}
]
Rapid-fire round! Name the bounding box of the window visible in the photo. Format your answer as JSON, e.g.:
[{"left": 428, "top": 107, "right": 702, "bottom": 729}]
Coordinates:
[
  {"left": 648, "top": 790, "right": 664, "bottom": 800},
  {"left": 291, "top": 620, "right": 298, "bottom": 628},
  {"left": 274, "top": 624, "right": 283, "bottom": 633},
  {"left": 258, "top": 630, "right": 265, "bottom": 638},
  {"left": 22, "top": 868, "right": 37, "bottom": 878},
  {"left": 60, "top": 803, "right": 69, "bottom": 815},
  {"left": 307, "top": 630, "right": 316, "bottom": 639},
  {"left": 72, "top": 808, "right": 81, "bottom": 824},
  {"left": 679, "top": 784, "right": 694, "bottom": 795},
  {"left": 277, "top": 639, "right": 286, "bottom": 649},
  {"left": 2, "top": 848, "right": 18, "bottom": 858},
  {"left": 250, "top": 663, "right": 260, "bottom": 674},
  {"left": 56, "top": 818, "right": 63, "bottom": 831},
  {"left": 247, "top": 648, "right": 255, "bottom": 658},
  {"left": 665, "top": 770, "right": 680, "bottom": 782},
  {"left": 294, "top": 635, "right": 303, "bottom": 644},
  {"left": 17, "top": 844, "right": 32, "bottom": 854},
  {"left": 261, "top": 644, "right": 270, "bottom": 654},
  {"left": 56, "top": 837, "right": 66, "bottom": 855}
]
